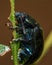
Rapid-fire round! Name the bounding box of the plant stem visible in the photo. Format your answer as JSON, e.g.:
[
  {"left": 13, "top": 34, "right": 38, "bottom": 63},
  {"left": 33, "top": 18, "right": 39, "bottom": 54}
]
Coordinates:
[{"left": 8, "top": 0, "right": 20, "bottom": 65}]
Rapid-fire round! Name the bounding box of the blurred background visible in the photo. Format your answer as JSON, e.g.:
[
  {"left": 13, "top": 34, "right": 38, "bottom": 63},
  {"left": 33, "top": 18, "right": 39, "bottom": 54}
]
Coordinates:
[{"left": 0, "top": 0, "right": 52, "bottom": 65}]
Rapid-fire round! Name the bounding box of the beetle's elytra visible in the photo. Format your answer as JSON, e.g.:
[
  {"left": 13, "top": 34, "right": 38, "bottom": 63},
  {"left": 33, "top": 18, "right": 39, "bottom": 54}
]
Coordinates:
[{"left": 11, "top": 12, "right": 44, "bottom": 65}]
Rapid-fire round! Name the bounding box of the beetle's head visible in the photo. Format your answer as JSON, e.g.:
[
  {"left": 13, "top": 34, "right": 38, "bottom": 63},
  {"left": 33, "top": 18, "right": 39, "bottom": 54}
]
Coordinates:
[{"left": 15, "top": 12, "right": 36, "bottom": 28}]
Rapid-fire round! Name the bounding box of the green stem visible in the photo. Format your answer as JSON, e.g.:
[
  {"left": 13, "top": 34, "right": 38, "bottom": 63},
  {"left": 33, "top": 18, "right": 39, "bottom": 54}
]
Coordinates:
[{"left": 8, "top": 0, "right": 20, "bottom": 65}]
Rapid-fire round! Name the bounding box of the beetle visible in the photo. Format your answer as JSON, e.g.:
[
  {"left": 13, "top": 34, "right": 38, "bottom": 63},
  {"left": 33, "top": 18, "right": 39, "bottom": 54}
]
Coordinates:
[{"left": 10, "top": 12, "right": 44, "bottom": 65}]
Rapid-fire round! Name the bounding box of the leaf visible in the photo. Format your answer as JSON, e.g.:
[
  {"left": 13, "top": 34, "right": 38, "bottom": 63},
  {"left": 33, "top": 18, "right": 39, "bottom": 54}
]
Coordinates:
[{"left": 0, "top": 44, "right": 10, "bottom": 56}]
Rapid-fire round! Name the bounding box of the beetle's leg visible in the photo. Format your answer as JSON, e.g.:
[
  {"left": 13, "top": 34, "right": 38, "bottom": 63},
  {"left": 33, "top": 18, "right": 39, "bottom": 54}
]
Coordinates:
[
  {"left": 18, "top": 48, "right": 26, "bottom": 62},
  {"left": 12, "top": 37, "right": 28, "bottom": 42},
  {"left": 12, "top": 38, "right": 19, "bottom": 42},
  {"left": 9, "top": 26, "right": 18, "bottom": 30},
  {"left": 12, "top": 37, "right": 31, "bottom": 43},
  {"left": 12, "top": 38, "right": 25, "bottom": 42},
  {"left": 6, "top": 22, "right": 19, "bottom": 30},
  {"left": 6, "top": 22, "right": 22, "bottom": 30}
]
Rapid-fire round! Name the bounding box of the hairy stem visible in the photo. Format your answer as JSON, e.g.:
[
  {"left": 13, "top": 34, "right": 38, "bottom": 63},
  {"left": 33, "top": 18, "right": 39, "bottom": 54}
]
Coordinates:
[{"left": 8, "top": 0, "right": 20, "bottom": 65}]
